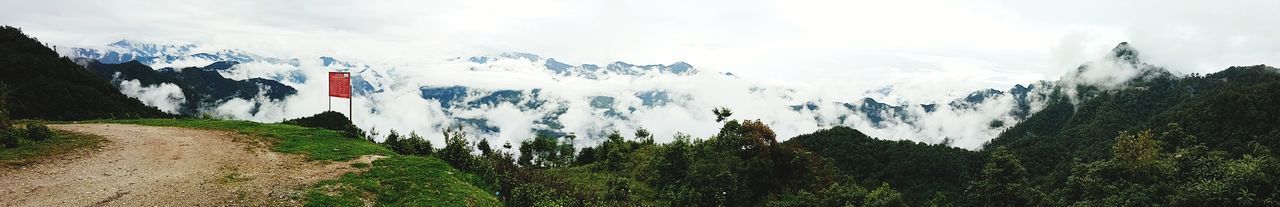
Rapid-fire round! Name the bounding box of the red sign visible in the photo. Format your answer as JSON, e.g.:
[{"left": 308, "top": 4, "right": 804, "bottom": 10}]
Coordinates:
[{"left": 328, "top": 72, "right": 351, "bottom": 98}]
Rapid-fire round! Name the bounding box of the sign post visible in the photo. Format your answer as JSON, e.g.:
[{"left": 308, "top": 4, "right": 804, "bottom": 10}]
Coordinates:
[{"left": 328, "top": 72, "right": 353, "bottom": 120}]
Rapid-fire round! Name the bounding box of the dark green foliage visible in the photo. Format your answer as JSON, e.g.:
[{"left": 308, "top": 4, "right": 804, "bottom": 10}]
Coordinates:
[
  {"left": 654, "top": 119, "right": 843, "bottom": 206},
  {"left": 971, "top": 147, "right": 1044, "bottom": 206},
  {"left": 24, "top": 122, "right": 51, "bottom": 142},
  {"left": 1, "top": 128, "right": 16, "bottom": 149},
  {"left": 0, "top": 83, "right": 13, "bottom": 148},
  {"left": 983, "top": 64, "right": 1280, "bottom": 203},
  {"left": 518, "top": 133, "right": 575, "bottom": 168},
  {"left": 574, "top": 146, "right": 598, "bottom": 165},
  {"left": 784, "top": 126, "right": 982, "bottom": 204},
  {"left": 1057, "top": 126, "right": 1280, "bottom": 206},
  {"left": 634, "top": 127, "right": 654, "bottom": 145},
  {"left": 382, "top": 130, "right": 404, "bottom": 153},
  {"left": 713, "top": 107, "right": 733, "bottom": 122},
  {"left": 865, "top": 183, "right": 907, "bottom": 207},
  {"left": 432, "top": 118, "right": 876, "bottom": 206},
  {"left": 282, "top": 111, "right": 364, "bottom": 138},
  {"left": 403, "top": 132, "right": 433, "bottom": 156},
  {"left": 0, "top": 26, "right": 168, "bottom": 120},
  {"left": 82, "top": 59, "right": 297, "bottom": 116},
  {"left": 0, "top": 83, "right": 10, "bottom": 130},
  {"left": 437, "top": 127, "right": 478, "bottom": 172},
  {"left": 477, "top": 138, "right": 493, "bottom": 156},
  {"left": 81, "top": 60, "right": 200, "bottom": 114},
  {"left": 767, "top": 182, "right": 869, "bottom": 207},
  {"left": 380, "top": 130, "right": 435, "bottom": 156}
]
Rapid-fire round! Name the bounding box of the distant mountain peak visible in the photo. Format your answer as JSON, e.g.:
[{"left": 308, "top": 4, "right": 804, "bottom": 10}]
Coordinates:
[
  {"left": 203, "top": 61, "right": 239, "bottom": 71},
  {"left": 1110, "top": 42, "right": 1140, "bottom": 65},
  {"left": 462, "top": 52, "right": 700, "bottom": 78}
]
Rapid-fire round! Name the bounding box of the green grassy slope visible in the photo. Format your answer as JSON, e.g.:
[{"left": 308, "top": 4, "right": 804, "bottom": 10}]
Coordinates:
[{"left": 306, "top": 155, "right": 502, "bottom": 207}]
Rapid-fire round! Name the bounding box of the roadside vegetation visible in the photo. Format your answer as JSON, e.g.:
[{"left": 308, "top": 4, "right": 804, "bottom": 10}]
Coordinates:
[
  {"left": 0, "top": 83, "right": 106, "bottom": 167},
  {"left": 0, "top": 126, "right": 107, "bottom": 167}
]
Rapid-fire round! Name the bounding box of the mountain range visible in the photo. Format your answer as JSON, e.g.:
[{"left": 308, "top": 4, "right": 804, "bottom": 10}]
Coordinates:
[
  {"left": 63, "top": 39, "right": 1063, "bottom": 149},
  {"left": 9, "top": 24, "right": 1280, "bottom": 206}
]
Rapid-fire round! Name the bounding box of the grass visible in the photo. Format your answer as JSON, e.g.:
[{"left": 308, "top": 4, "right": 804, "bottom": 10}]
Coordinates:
[
  {"left": 101, "top": 119, "right": 392, "bottom": 161},
  {"left": 0, "top": 129, "right": 107, "bottom": 167},
  {"left": 305, "top": 155, "right": 502, "bottom": 207}
]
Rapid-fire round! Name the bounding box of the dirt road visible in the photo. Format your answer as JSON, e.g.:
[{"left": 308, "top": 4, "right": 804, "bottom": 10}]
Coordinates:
[{"left": 0, "top": 123, "right": 379, "bottom": 206}]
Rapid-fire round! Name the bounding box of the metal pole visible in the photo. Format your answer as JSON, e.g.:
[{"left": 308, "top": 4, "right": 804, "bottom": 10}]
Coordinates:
[{"left": 348, "top": 72, "right": 353, "bottom": 122}]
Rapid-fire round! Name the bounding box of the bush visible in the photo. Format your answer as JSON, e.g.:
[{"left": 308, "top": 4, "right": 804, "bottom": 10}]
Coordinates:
[
  {"left": 282, "top": 111, "right": 364, "bottom": 138},
  {"left": 25, "top": 122, "right": 51, "bottom": 141},
  {"left": 1, "top": 129, "right": 17, "bottom": 148}
]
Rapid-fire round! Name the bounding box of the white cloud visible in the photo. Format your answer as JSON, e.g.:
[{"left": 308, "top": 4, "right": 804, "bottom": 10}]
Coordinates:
[{"left": 116, "top": 79, "right": 186, "bottom": 114}]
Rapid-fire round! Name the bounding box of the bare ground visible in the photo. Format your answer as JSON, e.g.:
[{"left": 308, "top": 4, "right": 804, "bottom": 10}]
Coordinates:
[{"left": 0, "top": 123, "right": 381, "bottom": 207}]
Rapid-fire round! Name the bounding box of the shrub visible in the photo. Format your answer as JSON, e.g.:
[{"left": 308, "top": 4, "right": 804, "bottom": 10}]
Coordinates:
[
  {"left": 282, "top": 111, "right": 364, "bottom": 138},
  {"left": 404, "top": 132, "right": 433, "bottom": 156},
  {"left": 25, "top": 122, "right": 52, "bottom": 141},
  {"left": 1, "top": 129, "right": 17, "bottom": 148},
  {"left": 0, "top": 83, "right": 10, "bottom": 131}
]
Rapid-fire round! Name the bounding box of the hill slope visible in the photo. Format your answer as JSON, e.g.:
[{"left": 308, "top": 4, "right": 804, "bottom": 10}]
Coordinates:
[
  {"left": 989, "top": 62, "right": 1280, "bottom": 178},
  {"left": 0, "top": 26, "right": 168, "bottom": 120},
  {"left": 81, "top": 60, "right": 297, "bottom": 115},
  {"left": 784, "top": 126, "right": 983, "bottom": 204}
]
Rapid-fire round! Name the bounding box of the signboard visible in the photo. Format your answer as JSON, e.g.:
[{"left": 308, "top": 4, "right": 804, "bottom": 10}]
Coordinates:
[{"left": 328, "top": 72, "right": 351, "bottom": 98}]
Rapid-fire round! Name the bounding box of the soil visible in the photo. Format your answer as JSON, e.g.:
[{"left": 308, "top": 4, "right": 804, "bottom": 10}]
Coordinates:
[{"left": 0, "top": 123, "right": 381, "bottom": 206}]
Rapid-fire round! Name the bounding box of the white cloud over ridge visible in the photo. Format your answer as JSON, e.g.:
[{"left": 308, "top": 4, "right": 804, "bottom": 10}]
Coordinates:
[{"left": 115, "top": 79, "right": 186, "bottom": 114}]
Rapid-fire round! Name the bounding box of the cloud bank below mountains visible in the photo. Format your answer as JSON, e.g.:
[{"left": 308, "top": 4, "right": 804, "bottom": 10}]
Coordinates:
[{"left": 75, "top": 40, "right": 1174, "bottom": 151}]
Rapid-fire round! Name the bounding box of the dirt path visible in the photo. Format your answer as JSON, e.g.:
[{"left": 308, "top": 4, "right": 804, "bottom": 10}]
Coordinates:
[{"left": 0, "top": 123, "right": 380, "bottom": 207}]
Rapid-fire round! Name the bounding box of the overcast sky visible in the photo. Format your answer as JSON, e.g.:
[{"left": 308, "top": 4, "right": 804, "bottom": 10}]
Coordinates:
[{"left": 4, "top": 0, "right": 1279, "bottom": 98}]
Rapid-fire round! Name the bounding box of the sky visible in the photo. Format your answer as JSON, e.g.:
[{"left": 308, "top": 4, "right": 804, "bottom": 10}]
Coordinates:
[{"left": 3, "top": 0, "right": 1279, "bottom": 97}]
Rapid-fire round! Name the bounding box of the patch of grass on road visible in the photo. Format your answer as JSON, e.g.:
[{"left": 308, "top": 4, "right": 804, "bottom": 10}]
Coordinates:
[
  {"left": 0, "top": 129, "right": 105, "bottom": 167},
  {"left": 305, "top": 155, "right": 501, "bottom": 207},
  {"left": 105, "top": 119, "right": 391, "bottom": 161}
]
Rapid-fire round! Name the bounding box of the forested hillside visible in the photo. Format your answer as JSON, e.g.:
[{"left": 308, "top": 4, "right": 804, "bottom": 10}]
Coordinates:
[
  {"left": 784, "top": 126, "right": 983, "bottom": 205},
  {"left": 0, "top": 26, "right": 168, "bottom": 120},
  {"left": 81, "top": 59, "right": 296, "bottom": 116},
  {"left": 978, "top": 63, "right": 1280, "bottom": 205}
]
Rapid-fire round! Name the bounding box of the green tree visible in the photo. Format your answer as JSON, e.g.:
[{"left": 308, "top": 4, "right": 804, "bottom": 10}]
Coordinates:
[
  {"left": 438, "top": 127, "right": 474, "bottom": 170},
  {"left": 865, "top": 183, "right": 906, "bottom": 207},
  {"left": 713, "top": 107, "right": 733, "bottom": 122},
  {"left": 1113, "top": 130, "right": 1162, "bottom": 174},
  {"left": 635, "top": 127, "right": 654, "bottom": 145},
  {"left": 382, "top": 130, "right": 403, "bottom": 153},
  {"left": 973, "top": 147, "right": 1042, "bottom": 206},
  {"left": 477, "top": 138, "right": 493, "bottom": 156},
  {"left": 404, "top": 132, "right": 432, "bottom": 156}
]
